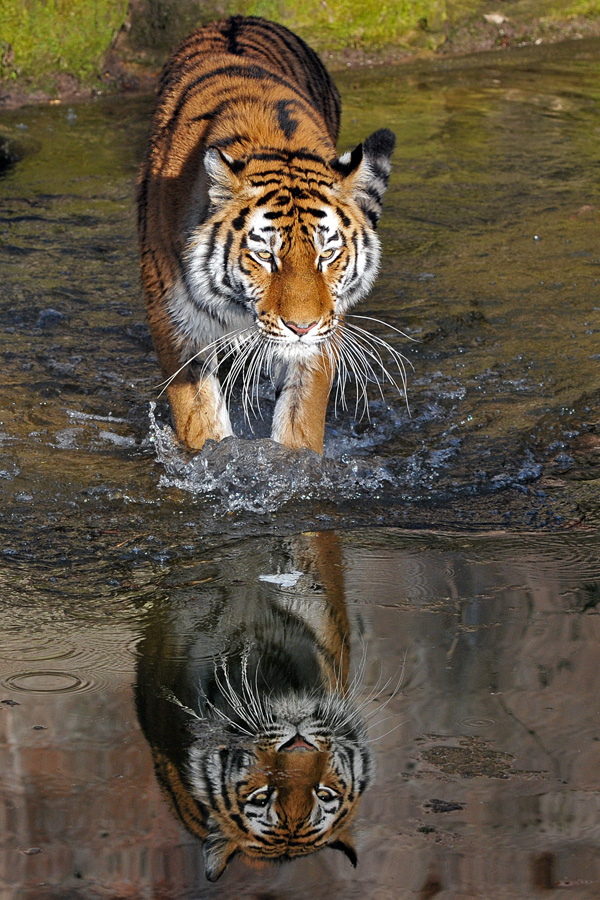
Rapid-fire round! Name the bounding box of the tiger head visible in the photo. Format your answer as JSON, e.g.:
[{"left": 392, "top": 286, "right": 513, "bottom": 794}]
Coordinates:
[
  {"left": 186, "top": 692, "right": 374, "bottom": 881},
  {"left": 184, "top": 129, "right": 396, "bottom": 360}
]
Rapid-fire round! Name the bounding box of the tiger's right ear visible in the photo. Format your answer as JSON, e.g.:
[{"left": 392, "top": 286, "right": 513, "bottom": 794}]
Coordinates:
[
  {"left": 204, "top": 147, "right": 244, "bottom": 206},
  {"left": 202, "top": 827, "right": 238, "bottom": 882}
]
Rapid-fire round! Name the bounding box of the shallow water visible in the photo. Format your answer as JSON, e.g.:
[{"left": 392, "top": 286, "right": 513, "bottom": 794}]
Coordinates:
[{"left": 0, "top": 37, "right": 599, "bottom": 899}]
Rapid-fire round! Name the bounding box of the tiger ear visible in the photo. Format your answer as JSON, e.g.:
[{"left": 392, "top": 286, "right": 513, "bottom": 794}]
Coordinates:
[
  {"left": 337, "top": 128, "right": 396, "bottom": 228},
  {"left": 329, "top": 828, "right": 358, "bottom": 868},
  {"left": 204, "top": 147, "right": 244, "bottom": 206},
  {"left": 202, "top": 828, "right": 238, "bottom": 882}
]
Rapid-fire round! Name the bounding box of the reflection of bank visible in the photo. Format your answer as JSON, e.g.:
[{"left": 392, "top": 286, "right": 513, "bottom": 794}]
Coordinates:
[{"left": 135, "top": 533, "right": 374, "bottom": 880}]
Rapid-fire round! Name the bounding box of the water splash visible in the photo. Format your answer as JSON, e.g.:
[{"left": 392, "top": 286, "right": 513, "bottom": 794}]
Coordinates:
[{"left": 149, "top": 403, "right": 393, "bottom": 514}]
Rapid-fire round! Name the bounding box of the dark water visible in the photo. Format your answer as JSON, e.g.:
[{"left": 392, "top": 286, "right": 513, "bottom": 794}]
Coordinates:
[{"left": 0, "top": 37, "right": 599, "bottom": 899}]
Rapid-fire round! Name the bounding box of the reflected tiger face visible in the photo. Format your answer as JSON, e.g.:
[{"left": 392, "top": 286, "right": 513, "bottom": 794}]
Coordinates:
[{"left": 187, "top": 694, "right": 373, "bottom": 880}]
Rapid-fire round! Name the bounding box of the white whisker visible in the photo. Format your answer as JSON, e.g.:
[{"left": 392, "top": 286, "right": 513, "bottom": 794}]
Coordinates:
[
  {"left": 156, "top": 325, "right": 255, "bottom": 396},
  {"left": 333, "top": 318, "right": 412, "bottom": 416},
  {"left": 344, "top": 322, "right": 412, "bottom": 387},
  {"left": 347, "top": 313, "right": 418, "bottom": 343}
]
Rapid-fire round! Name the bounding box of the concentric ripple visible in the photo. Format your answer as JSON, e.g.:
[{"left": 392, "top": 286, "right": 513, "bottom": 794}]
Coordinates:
[{"left": 3, "top": 670, "right": 93, "bottom": 694}]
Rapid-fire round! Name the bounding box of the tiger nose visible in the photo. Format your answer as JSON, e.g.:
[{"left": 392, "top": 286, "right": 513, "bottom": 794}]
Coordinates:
[{"left": 282, "top": 319, "right": 318, "bottom": 336}]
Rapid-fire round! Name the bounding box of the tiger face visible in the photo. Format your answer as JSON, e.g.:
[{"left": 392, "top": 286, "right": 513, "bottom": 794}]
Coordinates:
[
  {"left": 183, "top": 137, "right": 394, "bottom": 365},
  {"left": 188, "top": 693, "right": 373, "bottom": 880}
]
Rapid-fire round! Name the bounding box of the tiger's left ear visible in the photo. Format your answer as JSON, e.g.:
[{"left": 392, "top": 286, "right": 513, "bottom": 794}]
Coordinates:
[
  {"left": 204, "top": 147, "right": 244, "bottom": 206},
  {"left": 336, "top": 128, "right": 396, "bottom": 228},
  {"left": 329, "top": 827, "right": 358, "bottom": 868}
]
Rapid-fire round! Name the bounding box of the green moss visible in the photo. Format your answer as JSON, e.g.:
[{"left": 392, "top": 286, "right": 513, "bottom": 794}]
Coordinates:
[
  {"left": 2, "top": 0, "right": 600, "bottom": 93},
  {"left": 245, "top": 0, "right": 449, "bottom": 48},
  {"left": 123, "top": 0, "right": 452, "bottom": 59},
  {"left": 553, "top": 0, "right": 600, "bottom": 14},
  {"left": 0, "top": 0, "right": 128, "bottom": 82}
]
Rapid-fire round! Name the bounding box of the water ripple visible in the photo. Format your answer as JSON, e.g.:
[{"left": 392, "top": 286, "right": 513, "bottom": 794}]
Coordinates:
[{"left": 3, "top": 670, "right": 95, "bottom": 694}]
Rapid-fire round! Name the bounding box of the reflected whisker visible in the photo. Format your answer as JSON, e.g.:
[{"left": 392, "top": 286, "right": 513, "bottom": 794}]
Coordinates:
[
  {"left": 364, "top": 719, "right": 407, "bottom": 744},
  {"left": 161, "top": 688, "right": 205, "bottom": 722}
]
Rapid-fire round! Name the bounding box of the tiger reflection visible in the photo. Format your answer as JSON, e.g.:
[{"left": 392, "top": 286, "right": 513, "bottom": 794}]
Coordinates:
[{"left": 135, "top": 533, "right": 373, "bottom": 881}]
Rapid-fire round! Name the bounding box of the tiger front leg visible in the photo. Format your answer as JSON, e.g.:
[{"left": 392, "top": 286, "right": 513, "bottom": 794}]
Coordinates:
[
  {"left": 167, "top": 372, "right": 233, "bottom": 451},
  {"left": 271, "top": 352, "right": 335, "bottom": 454}
]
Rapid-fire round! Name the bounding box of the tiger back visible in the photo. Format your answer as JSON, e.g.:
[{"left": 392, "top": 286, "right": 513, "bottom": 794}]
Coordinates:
[
  {"left": 138, "top": 16, "right": 396, "bottom": 453},
  {"left": 135, "top": 533, "right": 374, "bottom": 881}
]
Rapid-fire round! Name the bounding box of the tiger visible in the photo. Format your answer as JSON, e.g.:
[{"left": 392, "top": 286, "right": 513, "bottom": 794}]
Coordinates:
[
  {"left": 135, "top": 533, "right": 374, "bottom": 881},
  {"left": 137, "top": 15, "right": 397, "bottom": 454}
]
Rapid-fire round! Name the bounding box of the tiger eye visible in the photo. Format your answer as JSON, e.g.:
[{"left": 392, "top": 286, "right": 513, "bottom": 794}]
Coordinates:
[
  {"left": 247, "top": 788, "right": 270, "bottom": 805},
  {"left": 256, "top": 250, "right": 272, "bottom": 260},
  {"left": 316, "top": 787, "right": 338, "bottom": 802},
  {"left": 320, "top": 249, "right": 334, "bottom": 259}
]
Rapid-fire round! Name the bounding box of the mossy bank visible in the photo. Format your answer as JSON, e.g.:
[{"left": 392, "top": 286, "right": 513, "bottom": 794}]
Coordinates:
[{"left": 1, "top": 0, "right": 600, "bottom": 106}]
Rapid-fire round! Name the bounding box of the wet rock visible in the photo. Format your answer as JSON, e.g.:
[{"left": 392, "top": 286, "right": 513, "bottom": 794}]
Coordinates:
[
  {"left": 36, "top": 308, "right": 65, "bottom": 329},
  {"left": 423, "top": 798, "right": 465, "bottom": 814},
  {"left": 0, "top": 135, "right": 25, "bottom": 174}
]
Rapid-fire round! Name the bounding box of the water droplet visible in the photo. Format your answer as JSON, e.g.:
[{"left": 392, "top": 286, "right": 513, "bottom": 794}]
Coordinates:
[{"left": 458, "top": 716, "right": 496, "bottom": 729}]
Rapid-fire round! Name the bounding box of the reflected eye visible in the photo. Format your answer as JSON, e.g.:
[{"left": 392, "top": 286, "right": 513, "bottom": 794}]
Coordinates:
[
  {"left": 315, "top": 786, "right": 339, "bottom": 803},
  {"left": 256, "top": 250, "right": 272, "bottom": 261},
  {"left": 246, "top": 787, "right": 271, "bottom": 806},
  {"left": 320, "top": 248, "right": 335, "bottom": 260}
]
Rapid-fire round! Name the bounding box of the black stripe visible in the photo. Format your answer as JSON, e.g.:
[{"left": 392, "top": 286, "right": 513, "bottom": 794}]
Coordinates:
[
  {"left": 225, "top": 16, "right": 242, "bottom": 55},
  {"left": 230, "top": 812, "right": 249, "bottom": 832},
  {"left": 275, "top": 99, "right": 300, "bottom": 139},
  {"left": 255, "top": 188, "right": 281, "bottom": 206},
  {"left": 206, "top": 221, "right": 221, "bottom": 260},
  {"left": 169, "top": 64, "right": 315, "bottom": 135},
  {"left": 351, "top": 233, "right": 359, "bottom": 280},
  {"left": 299, "top": 188, "right": 330, "bottom": 204},
  {"left": 189, "top": 98, "right": 235, "bottom": 124},
  {"left": 249, "top": 176, "right": 282, "bottom": 187},
  {"left": 289, "top": 185, "right": 309, "bottom": 200},
  {"left": 263, "top": 209, "right": 291, "bottom": 220},
  {"left": 232, "top": 206, "right": 250, "bottom": 230},
  {"left": 222, "top": 229, "right": 234, "bottom": 287},
  {"left": 161, "top": 776, "right": 206, "bottom": 833},
  {"left": 211, "top": 133, "right": 250, "bottom": 149},
  {"left": 336, "top": 207, "right": 351, "bottom": 227}
]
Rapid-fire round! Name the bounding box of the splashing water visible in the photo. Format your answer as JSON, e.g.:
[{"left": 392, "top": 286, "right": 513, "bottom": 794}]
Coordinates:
[{"left": 149, "top": 403, "right": 394, "bottom": 514}]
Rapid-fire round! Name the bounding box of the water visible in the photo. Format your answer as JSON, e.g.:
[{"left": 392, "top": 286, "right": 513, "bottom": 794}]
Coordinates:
[{"left": 1, "top": 37, "right": 599, "bottom": 898}]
